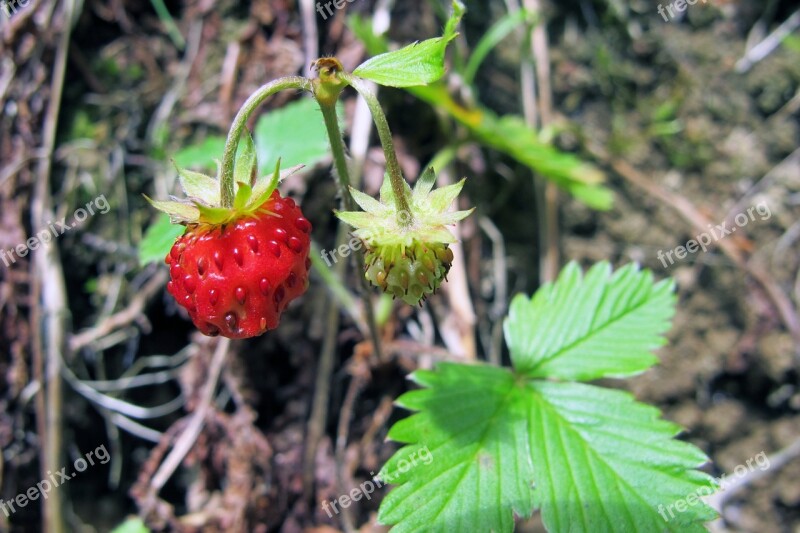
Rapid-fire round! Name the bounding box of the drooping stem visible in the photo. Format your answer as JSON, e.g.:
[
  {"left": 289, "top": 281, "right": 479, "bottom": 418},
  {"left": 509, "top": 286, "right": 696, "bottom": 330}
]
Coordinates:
[
  {"left": 316, "top": 99, "right": 354, "bottom": 212},
  {"left": 339, "top": 73, "right": 413, "bottom": 225},
  {"left": 312, "top": 74, "right": 384, "bottom": 361},
  {"left": 220, "top": 76, "right": 311, "bottom": 207}
]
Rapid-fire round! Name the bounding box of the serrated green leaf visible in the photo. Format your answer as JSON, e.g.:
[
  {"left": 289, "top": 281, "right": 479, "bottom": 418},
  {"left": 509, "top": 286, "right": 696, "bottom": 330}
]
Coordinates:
[
  {"left": 139, "top": 214, "right": 185, "bottom": 266},
  {"left": 348, "top": 10, "right": 612, "bottom": 210},
  {"left": 378, "top": 362, "right": 716, "bottom": 533},
  {"left": 353, "top": 39, "right": 451, "bottom": 88},
  {"left": 233, "top": 131, "right": 258, "bottom": 186},
  {"left": 526, "top": 381, "right": 717, "bottom": 532},
  {"left": 254, "top": 98, "right": 341, "bottom": 173},
  {"left": 378, "top": 363, "right": 534, "bottom": 532},
  {"left": 504, "top": 261, "right": 675, "bottom": 380},
  {"left": 353, "top": 1, "right": 464, "bottom": 87},
  {"left": 174, "top": 163, "right": 219, "bottom": 205}
]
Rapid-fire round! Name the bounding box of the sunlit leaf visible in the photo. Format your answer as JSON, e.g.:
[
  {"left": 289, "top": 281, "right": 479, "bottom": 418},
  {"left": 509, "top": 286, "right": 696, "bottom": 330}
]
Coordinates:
[{"left": 139, "top": 214, "right": 185, "bottom": 266}]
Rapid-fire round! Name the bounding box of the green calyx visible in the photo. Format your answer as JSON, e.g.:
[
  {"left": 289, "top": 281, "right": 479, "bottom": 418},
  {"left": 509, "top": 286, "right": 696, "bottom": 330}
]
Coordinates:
[
  {"left": 146, "top": 131, "right": 302, "bottom": 226},
  {"left": 336, "top": 167, "right": 473, "bottom": 303}
]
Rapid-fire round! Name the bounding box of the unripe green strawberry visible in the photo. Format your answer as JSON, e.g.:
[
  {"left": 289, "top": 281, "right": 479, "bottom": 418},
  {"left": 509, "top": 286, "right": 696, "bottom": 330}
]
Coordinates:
[
  {"left": 147, "top": 132, "right": 311, "bottom": 338},
  {"left": 364, "top": 241, "right": 454, "bottom": 305},
  {"left": 337, "top": 167, "right": 472, "bottom": 305}
]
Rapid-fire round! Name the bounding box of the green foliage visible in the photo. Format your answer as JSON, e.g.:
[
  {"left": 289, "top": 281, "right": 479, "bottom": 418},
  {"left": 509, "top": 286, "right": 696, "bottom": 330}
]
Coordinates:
[
  {"left": 505, "top": 262, "right": 675, "bottom": 379},
  {"left": 463, "top": 8, "right": 535, "bottom": 86},
  {"left": 379, "top": 364, "right": 533, "bottom": 532},
  {"left": 378, "top": 262, "right": 717, "bottom": 532},
  {"left": 353, "top": 1, "right": 464, "bottom": 87},
  {"left": 139, "top": 213, "right": 185, "bottom": 266},
  {"left": 173, "top": 135, "right": 226, "bottom": 170},
  {"left": 110, "top": 517, "right": 150, "bottom": 533},
  {"left": 348, "top": 14, "right": 613, "bottom": 210},
  {"left": 253, "top": 98, "right": 339, "bottom": 174}
]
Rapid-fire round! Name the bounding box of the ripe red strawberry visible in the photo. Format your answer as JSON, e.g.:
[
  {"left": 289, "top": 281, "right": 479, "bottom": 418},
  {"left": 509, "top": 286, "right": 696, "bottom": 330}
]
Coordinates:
[
  {"left": 147, "top": 132, "right": 312, "bottom": 338},
  {"left": 165, "top": 191, "right": 311, "bottom": 338}
]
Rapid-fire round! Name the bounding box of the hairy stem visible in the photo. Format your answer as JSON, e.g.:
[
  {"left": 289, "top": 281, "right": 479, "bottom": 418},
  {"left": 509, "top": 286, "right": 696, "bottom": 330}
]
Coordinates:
[
  {"left": 220, "top": 76, "right": 311, "bottom": 207},
  {"left": 340, "top": 73, "right": 413, "bottom": 225},
  {"left": 316, "top": 100, "right": 354, "bottom": 212},
  {"left": 313, "top": 88, "right": 384, "bottom": 360}
]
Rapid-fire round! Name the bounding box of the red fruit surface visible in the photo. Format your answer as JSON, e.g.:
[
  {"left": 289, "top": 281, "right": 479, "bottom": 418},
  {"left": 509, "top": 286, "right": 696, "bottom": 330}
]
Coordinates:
[{"left": 165, "top": 191, "right": 312, "bottom": 339}]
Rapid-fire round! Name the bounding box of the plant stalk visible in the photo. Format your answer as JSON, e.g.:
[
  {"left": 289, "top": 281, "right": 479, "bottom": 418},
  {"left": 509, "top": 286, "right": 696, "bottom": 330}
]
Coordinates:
[
  {"left": 220, "top": 76, "right": 311, "bottom": 207},
  {"left": 313, "top": 86, "right": 384, "bottom": 360},
  {"left": 316, "top": 100, "right": 354, "bottom": 212},
  {"left": 339, "top": 73, "right": 413, "bottom": 225}
]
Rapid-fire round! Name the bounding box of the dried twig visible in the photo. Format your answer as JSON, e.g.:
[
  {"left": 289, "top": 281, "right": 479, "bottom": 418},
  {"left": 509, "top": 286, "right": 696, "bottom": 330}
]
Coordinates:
[
  {"left": 335, "top": 354, "right": 370, "bottom": 533},
  {"left": 148, "top": 337, "right": 230, "bottom": 494},
  {"left": 478, "top": 216, "right": 508, "bottom": 365},
  {"left": 707, "top": 436, "right": 800, "bottom": 512},
  {"left": 303, "top": 263, "right": 344, "bottom": 500},
  {"left": 736, "top": 9, "right": 800, "bottom": 73},
  {"left": 68, "top": 269, "right": 167, "bottom": 352},
  {"left": 29, "top": 1, "right": 76, "bottom": 530}
]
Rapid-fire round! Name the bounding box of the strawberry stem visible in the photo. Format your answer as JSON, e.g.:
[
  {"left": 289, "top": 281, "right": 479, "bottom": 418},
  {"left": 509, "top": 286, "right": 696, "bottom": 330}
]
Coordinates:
[
  {"left": 339, "top": 73, "right": 413, "bottom": 227},
  {"left": 312, "top": 64, "right": 385, "bottom": 360},
  {"left": 311, "top": 61, "right": 354, "bottom": 213},
  {"left": 220, "top": 76, "right": 312, "bottom": 208}
]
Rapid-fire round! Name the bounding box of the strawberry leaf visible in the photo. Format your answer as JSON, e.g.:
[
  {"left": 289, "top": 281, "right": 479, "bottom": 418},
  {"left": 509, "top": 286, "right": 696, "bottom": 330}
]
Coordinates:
[
  {"left": 379, "top": 365, "right": 716, "bottom": 532},
  {"left": 353, "top": 1, "right": 464, "bottom": 88},
  {"left": 173, "top": 135, "right": 225, "bottom": 170},
  {"left": 139, "top": 214, "right": 185, "bottom": 266},
  {"left": 254, "top": 98, "right": 339, "bottom": 172},
  {"left": 379, "top": 262, "right": 715, "bottom": 532},
  {"left": 378, "top": 364, "right": 534, "bottom": 532},
  {"left": 526, "top": 380, "right": 717, "bottom": 532},
  {"left": 504, "top": 262, "right": 675, "bottom": 380}
]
